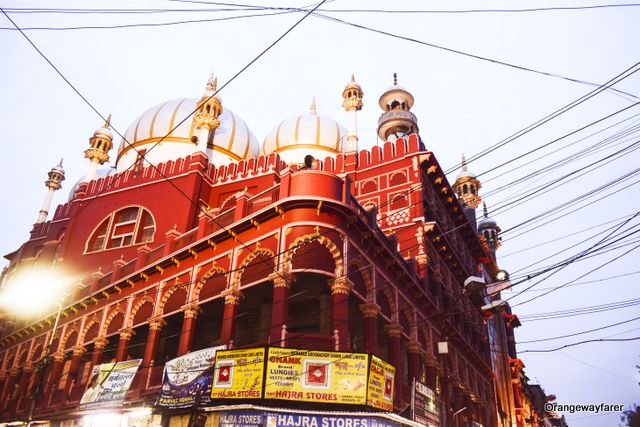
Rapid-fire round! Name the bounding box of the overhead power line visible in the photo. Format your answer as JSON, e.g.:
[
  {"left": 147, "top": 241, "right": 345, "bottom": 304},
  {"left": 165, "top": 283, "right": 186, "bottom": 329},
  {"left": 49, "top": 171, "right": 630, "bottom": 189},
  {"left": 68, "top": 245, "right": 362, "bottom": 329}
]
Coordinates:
[{"left": 519, "top": 336, "right": 640, "bottom": 353}]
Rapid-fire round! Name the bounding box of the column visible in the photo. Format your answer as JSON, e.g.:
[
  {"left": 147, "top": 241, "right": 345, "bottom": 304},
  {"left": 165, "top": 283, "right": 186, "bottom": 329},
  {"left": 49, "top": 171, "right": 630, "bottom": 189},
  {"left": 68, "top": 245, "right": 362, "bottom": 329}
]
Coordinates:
[
  {"left": 384, "top": 323, "right": 403, "bottom": 403},
  {"left": 269, "top": 272, "right": 295, "bottom": 346},
  {"left": 329, "top": 277, "right": 353, "bottom": 351},
  {"left": 178, "top": 303, "right": 200, "bottom": 356},
  {"left": 43, "top": 351, "right": 65, "bottom": 406},
  {"left": 62, "top": 345, "right": 86, "bottom": 395},
  {"left": 15, "top": 364, "right": 33, "bottom": 399},
  {"left": 143, "top": 317, "right": 166, "bottom": 366},
  {"left": 358, "top": 303, "right": 379, "bottom": 354},
  {"left": 116, "top": 328, "right": 134, "bottom": 362},
  {"left": 2, "top": 367, "right": 20, "bottom": 409},
  {"left": 220, "top": 289, "right": 243, "bottom": 345},
  {"left": 91, "top": 336, "right": 109, "bottom": 368},
  {"left": 424, "top": 354, "right": 438, "bottom": 390},
  {"left": 406, "top": 340, "right": 422, "bottom": 383}
]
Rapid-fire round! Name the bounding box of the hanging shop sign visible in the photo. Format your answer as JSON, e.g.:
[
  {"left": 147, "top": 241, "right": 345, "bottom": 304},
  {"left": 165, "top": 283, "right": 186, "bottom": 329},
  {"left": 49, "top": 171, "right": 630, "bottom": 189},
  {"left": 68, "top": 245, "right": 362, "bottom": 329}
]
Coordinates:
[
  {"left": 211, "top": 347, "right": 266, "bottom": 399},
  {"left": 366, "top": 356, "right": 395, "bottom": 411},
  {"left": 156, "top": 345, "right": 226, "bottom": 408},
  {"left": 78, "top": 359, "right": 142, "bottom": 410},
  {"left": 412, "top": 381, "right": 440, "bottom": 426},
  {"left": 264, "top": 348, "right": 369, "bottom": 405},
  {"left": 218, "top": 410, "right": 265, "bottom": 427}
]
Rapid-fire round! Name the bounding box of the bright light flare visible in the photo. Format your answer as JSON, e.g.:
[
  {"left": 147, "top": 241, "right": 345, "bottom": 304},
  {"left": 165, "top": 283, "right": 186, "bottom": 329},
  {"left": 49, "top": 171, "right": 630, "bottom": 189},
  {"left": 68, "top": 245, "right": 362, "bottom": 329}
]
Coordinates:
[{"left": 0, "top": 267, "right": 72, "bottom": 317}]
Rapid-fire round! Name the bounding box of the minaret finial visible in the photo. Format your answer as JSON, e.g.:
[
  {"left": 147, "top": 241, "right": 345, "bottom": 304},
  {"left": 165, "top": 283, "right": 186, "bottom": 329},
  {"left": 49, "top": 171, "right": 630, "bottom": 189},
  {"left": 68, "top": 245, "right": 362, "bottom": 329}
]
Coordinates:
[
  {"left": 58, "top": 158, "right": 64, "bottom": 167},
  {"left": 461, "top": 153, "right": 468, "bottom": 171},
  {"left": 206, "top": 71, "right": 216, "bottom": 90},
  {"left": 483, "top": 202, "right": 489, "bottom": 218},
  {"left": 351, "top": 73, "right": 355, "bottom": 83},
  {"left": 393, "top": 72, "right": 397, "bottom": 85},
  {"left": 105, "top": 114, "right": 111, "bottom": 128},
  {"left": 310, "top": 96, "right": 317, "bottom": 115}
]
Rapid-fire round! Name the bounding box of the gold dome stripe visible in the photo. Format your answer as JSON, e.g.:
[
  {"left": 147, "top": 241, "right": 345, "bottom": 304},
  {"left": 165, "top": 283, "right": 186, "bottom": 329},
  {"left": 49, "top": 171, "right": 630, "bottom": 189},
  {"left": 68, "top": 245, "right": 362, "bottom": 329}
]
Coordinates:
[
  {"left": 116, "top": 137, "right": 193, "bottom": 162},
  {"left": 294, "top": 115, "right": 302, "bottom": 143},
  {"left": 168, "top": 98, "right": 188, "bottom": 137},
  {"left": 227, "top": 111, "right": 237, "bottom": 151},
  {"left": 315, "top": 114, "right": 321, "bottom": 145},
  {"left": 149, "top": 100, "right": 170, "bottom": 138},
  {"left": 334, "top": 121, "right": 340, "bottom": 150},
  {"left": 272, "top": 143, "right": 340, "bottom": 154},
  {"left": 274, "top": 121, "right": 284, "bottom": 151}
]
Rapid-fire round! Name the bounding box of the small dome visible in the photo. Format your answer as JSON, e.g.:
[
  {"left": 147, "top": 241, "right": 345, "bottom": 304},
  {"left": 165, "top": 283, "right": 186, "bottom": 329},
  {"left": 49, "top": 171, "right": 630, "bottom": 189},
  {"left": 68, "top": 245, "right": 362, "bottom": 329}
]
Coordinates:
[
  {"left": 50, "top": 160, "right": 65, "bottom": 176},
  {"left": 262, "top": 99, "right": 347, "bottom": 164},
  {"left": 93, "top": 117, "right": 113, "bottom": 140},
  {"left": 478, "top": 204, "right": 499, "bottom": 230},
  {"left": 115, "top": 98, "right": 259, "bottom": 172},
  {"left": 68, "top": 167, "right": 115, "bottom": 201}
]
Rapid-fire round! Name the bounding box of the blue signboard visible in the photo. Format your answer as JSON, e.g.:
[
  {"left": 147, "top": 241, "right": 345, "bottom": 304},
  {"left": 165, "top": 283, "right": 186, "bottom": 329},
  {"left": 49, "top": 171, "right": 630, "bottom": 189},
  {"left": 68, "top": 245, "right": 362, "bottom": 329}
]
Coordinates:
[{"left": 217, "top": 410, "right": 400, "bottom": 427}]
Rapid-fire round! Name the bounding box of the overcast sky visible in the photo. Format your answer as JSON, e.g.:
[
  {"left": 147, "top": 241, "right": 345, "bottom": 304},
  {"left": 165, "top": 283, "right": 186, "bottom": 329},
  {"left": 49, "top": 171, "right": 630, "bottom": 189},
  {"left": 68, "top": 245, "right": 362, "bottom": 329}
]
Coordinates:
[{"left": 1, "top": 1, "right": 639, "bottom": 425}]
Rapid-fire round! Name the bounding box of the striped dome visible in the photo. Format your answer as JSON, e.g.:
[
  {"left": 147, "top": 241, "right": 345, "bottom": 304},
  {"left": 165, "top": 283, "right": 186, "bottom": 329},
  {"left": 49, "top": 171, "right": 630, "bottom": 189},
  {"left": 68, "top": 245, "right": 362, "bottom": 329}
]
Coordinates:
[
  {"left": 262, "top": 101, "right": 346, "bottom": 165},
  {"left": 115, "top": 98, "right": 259, "bottom": 172}
]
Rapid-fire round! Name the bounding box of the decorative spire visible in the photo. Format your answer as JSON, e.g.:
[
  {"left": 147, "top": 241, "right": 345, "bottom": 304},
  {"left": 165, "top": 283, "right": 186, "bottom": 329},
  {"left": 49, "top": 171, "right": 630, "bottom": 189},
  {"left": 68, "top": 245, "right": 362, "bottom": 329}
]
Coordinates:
[
  {"left": 461, "top": 153, "right": 468, "bottom": 172},
  {"left": 105, "top": 114, "right": 111, "bottom": 128},
  {"left": 351, "top": 73, "right": 355, "bottom": 83},
  {"left": 393, "top": 72, "right": 398, "bottom": 86},
  {"left": 483, "top": 202, "right": 488, "bottom": 218},
  {"left": 310, "top": 96, "right": 317, "bottom": 115},
  {"left": 206, "top": 72, "right": 217, "bottom": 92}
]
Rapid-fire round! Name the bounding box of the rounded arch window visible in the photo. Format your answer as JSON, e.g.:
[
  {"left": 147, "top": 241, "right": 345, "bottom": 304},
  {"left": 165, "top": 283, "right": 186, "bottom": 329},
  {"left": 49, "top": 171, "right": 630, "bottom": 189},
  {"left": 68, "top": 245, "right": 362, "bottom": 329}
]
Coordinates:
[{"left": 86, "top": 206, "right": 155, "bottom": 253}]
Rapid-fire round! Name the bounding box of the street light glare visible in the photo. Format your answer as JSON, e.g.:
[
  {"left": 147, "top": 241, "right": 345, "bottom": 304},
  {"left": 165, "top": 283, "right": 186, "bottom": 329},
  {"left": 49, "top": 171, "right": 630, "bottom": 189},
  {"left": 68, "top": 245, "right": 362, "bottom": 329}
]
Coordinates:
[{"left": 0, "top": 267, "right": 71, "bottom": 317}]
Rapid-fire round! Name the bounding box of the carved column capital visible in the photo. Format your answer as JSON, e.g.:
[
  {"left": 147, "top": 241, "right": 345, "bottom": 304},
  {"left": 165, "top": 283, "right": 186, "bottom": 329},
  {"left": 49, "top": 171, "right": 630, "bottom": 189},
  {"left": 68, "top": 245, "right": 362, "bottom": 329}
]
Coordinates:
[
  {"left": 359, "top": 302, "right": 380, "bottom": 319},
  {"left": 52, "top": 351, "right": 65, "bottom": 363},
  {"left": 221, "top": 288, "right": 243, "bottom": 305},
  {"left": 9, "top": 367, "right": 21, "bottom": 376},
  {"left": 93, "top": 336, "right": 109, "bottom": 349},
  {"left": 119, "top": 328, "right": 135, "bottom": 341},
  {"left": 384, "top": 322, "right": 403, "bottom": 338},
  {"left": 329, "top": 277, "right": 353, "bottom": 295},
  {"left": 182, "top": 302, "right": 201, "bottom": 319},
  {"left": 72, "top": 345, "right": 87, "bottom": 357},
  {"left": 149, "top": 317, "right": 166, "bottom": 331},
  {"left": 406, "top": 339, "right": 422, "bottom": 354},
  {"left": 424, "top": 353, "right": 438, "bottom": 367},
  {"left": 269, "top": 272, "right": 296, "bottom": 289}
]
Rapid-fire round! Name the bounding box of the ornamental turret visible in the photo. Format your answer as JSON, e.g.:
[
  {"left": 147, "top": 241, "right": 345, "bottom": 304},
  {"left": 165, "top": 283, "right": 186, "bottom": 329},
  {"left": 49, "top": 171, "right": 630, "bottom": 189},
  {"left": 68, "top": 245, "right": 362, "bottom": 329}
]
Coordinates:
[
  {"left": 36, "top": 159, "right": 65, "bottom": 223},
  {"left": 377, "top": 73, "right": 418, "bottom": 141},
  {"left": 478, "top": 203, "right": 501, "bottom": 254},
  {"left": 83, "top": 115, "right": 113, "bottom": 182},
  {"left": 193, "top": 72, "right": 223, "bottom": 152},
  {"left": 453, "top": 154, "right": 482, "bottom": 230},
  {"left": 342, "top": 74, "right": 364, "bottom": 151}
]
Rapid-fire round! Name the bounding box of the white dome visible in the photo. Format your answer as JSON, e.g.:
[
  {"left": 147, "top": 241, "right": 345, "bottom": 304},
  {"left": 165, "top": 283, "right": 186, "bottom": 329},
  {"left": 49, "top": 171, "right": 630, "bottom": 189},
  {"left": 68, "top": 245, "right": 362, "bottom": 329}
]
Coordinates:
[
  {"left": 262, "top": 108, "right": 347, "bottom": 164},
  {"left": 115, "top": 98, "right": 259, "bottom": 172}
]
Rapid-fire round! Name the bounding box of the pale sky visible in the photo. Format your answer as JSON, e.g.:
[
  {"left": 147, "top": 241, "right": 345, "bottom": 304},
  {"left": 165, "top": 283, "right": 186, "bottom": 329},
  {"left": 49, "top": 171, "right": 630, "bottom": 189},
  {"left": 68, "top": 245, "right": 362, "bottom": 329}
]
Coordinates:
[{"left": 1, "top": 1, "right": 639, "bottom": 426}]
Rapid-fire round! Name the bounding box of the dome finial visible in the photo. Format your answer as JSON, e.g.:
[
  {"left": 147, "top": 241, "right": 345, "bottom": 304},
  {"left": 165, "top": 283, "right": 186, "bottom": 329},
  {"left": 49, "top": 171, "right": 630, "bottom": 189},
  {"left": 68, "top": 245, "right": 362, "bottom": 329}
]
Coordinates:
[
  {"left": 310, "top": 96, "right": 317, "bottom": 115},
  {"left": 206, "top": 72, "right": 217, "bottom": 91},
  {"left": 461, "top": 153, "right": 468, "bottom": 171},
  {"left": 350, "top": 73, "right": 355, "bottom": 83},
  {"left": 105, "top": 114, "right": 111, "bottom": 128},
  {"left": 393, "top": 72, "right": 398, "bottom": 86},
  {"left": 483, "top": 202, "right": 489, "bottom": 218}
]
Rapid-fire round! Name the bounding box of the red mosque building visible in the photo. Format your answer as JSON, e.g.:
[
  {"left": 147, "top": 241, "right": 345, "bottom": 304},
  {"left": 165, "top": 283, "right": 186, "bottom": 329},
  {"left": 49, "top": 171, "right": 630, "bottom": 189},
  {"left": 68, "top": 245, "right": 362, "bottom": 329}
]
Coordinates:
[{"left": 0, "top": 74, "right": 519, "bottom": 427}]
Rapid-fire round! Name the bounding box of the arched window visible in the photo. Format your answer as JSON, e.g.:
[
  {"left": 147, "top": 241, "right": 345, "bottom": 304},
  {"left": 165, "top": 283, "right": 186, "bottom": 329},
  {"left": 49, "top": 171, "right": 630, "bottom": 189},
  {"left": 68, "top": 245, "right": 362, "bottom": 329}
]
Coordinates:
[
  {"left": 388, "top": 172, "right": 407, "bottom": 187},
  {"left": 86, "top": 206, "right": 155, "bottom": 253}
]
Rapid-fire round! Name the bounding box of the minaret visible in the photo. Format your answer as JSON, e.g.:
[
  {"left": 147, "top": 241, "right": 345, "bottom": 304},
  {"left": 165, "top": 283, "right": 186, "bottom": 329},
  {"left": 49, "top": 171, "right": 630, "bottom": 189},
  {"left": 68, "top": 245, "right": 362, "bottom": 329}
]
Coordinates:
[
  {"left": 83, "top": 115, "right": 113, "bottom": 182},
  {"left": 193, "top": 72, "right": 223, "bottom": 152},
  {"left": 478, "top": 203, "right": 501, "bottom": 254},
  {"left": 36, "top": 160, "right": 65, "bottom": 223},
  {"left": 342, "top": 74, "right": 364, "bottom": 151},
  {"left": 452, "top": 154, "right": 482, "bottom": 231},
  {"left": 377, "top": 73, "right": 418, "bottom": 141}
]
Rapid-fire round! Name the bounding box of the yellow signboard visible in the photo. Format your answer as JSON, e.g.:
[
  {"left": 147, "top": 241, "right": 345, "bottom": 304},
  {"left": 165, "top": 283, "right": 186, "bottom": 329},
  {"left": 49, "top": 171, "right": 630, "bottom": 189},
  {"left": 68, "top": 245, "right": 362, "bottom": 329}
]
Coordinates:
[
  {"left": 264, "top": 348, "right": 369, "bottom": 404},
  {"left": 367, "top": 355, "right": 395, "bottom": 411},
  {"left": 211, "top": 348, "right": 265, "bottom": 399}
]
